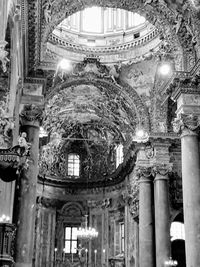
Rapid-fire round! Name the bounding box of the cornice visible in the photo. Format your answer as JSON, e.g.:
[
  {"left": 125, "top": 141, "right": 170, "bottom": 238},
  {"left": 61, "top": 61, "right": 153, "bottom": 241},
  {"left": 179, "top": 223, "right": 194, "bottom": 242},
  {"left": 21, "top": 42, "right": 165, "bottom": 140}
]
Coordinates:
[
  {"left": 163, "top": 59, "right": 200, "bottom": 100},
  {"left": 149, "top": 132, "right": 180, "bottom": 141}
]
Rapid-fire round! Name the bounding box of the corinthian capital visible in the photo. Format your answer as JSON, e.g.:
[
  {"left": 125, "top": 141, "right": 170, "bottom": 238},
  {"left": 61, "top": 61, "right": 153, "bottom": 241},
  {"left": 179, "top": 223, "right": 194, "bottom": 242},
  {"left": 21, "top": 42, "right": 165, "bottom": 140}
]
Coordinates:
[
  {"left": 136, "top": 166, "right": 152, "bottom": 180},
  {"left": 172, "top": 114, "right": 200, "bottom": 136},
  {"left": 20, "top": 104, "right": 43, "bottom": 126},
  {"left": 152, "top": 164, "right": 173, "bottom": 177}
]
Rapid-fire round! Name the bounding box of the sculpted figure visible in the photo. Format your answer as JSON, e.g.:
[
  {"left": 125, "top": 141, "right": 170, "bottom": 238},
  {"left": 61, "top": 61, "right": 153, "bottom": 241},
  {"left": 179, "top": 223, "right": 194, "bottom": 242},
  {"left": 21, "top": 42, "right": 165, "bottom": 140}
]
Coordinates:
[
  {"left": 0, "top": 46, "right": 9, "bottom": 73},
  {"left": 42, "top": 0, "right": 55, "bottom": 23}
]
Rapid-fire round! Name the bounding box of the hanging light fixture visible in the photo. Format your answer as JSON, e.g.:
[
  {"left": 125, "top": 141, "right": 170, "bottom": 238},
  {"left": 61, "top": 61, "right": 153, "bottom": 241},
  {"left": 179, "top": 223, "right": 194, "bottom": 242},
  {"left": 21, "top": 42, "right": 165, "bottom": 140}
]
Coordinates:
[{"left": 77, "top": 215, "right": 98, "bottom": 240}]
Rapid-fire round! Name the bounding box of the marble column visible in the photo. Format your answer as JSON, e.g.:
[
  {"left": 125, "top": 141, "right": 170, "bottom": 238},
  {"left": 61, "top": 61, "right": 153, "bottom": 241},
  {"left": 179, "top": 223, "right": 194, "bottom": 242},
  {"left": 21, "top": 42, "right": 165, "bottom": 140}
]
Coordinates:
[
  {"left": 153, "top": 165, "right": 171, "bottom": 267},
  {"left": 173, "top": 114, "right": 200, "bottom": 267},
  {"left": 15, "top": 105, "right": 43, "bottom": 267},
  {"left": 137, "top": 167, "right": 154, "bottom": 267}
]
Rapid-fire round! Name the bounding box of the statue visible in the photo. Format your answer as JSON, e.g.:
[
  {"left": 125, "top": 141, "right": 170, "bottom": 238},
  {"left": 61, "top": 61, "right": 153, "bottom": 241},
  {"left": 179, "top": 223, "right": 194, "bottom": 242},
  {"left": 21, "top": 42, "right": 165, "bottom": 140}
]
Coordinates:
[
  {"left": 42, "top": 0, "right": 55, "bottom": 23},
  {"left": 17, "top": 132, "right": 31, "bottom": 156}
]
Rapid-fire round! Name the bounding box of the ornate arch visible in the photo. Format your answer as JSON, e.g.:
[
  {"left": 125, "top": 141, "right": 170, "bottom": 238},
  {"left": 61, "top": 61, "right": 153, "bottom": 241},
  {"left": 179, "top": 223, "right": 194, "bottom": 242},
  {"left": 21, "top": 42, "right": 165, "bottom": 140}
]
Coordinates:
[
  {"left": 41, "top": 0, "right": 182, "bottom": 58},
  {"left": 45, "top": 77, "right": 150, "bottom": 132}
]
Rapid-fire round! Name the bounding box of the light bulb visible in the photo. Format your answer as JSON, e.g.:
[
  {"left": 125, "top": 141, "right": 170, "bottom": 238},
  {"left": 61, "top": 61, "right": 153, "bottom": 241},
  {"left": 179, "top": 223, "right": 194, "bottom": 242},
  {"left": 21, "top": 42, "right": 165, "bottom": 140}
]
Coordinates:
[
  {"left": 58, "top": 59, "right": 71, "bottom": 71},
  {"left": 159, "top": 63, "right": 171, "bottom": 76}
]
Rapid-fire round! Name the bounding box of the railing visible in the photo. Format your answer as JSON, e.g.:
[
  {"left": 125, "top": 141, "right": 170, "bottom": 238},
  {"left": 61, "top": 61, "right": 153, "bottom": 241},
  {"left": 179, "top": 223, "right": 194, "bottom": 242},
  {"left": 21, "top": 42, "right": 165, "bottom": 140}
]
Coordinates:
[{"left": 48, "top": 28, "right": 159, "bottom": 54}]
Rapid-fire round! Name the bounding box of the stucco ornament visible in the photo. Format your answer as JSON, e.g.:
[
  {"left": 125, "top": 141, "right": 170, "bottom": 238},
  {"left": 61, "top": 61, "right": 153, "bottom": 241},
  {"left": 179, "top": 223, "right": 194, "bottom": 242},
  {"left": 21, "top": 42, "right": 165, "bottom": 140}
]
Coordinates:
[
  {"left": 0, "top": 41, "right": 9, "bottom": 73},
  {"left": 0, "top": 100, "right": 14, "bottom": 149}
]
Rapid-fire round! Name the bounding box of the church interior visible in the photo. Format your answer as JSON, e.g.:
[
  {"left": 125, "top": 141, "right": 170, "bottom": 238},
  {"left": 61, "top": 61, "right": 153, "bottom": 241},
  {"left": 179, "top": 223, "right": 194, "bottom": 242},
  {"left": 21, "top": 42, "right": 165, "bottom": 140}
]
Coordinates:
[{"left": 0, "top": 0, "right": 200, "bottom": 267}]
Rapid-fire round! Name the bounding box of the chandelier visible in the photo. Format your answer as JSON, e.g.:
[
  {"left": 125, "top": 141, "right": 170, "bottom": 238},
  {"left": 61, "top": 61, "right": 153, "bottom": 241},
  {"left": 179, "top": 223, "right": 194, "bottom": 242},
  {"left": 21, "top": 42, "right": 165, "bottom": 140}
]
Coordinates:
[{"left": 77, "top": 215, "right": 98, "bottom": 240}]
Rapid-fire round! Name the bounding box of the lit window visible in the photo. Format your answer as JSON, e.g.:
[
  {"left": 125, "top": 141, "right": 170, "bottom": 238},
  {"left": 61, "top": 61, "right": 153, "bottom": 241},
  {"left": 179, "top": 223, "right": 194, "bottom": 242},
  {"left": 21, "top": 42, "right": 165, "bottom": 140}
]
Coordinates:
[
  {"left": 170, "top": 222, "right": 185, "bottom": 241},
  {"left": 68, "top": 154, "right": 80, "bottom": 176},
  {"left": 128, "top": 12, "right": 145, "bottom": 28},
  {"left": 116, "top": 144, "right": 124, "bottom": 168},
  {"left": 82, "top": 7, "right": 102, "bottom": 33},
  {"left": 119, "top": 222, "right": 125, "bottom": 253},
  {"left": 65, "top": 227, "right": 78, "bottom": 253}
]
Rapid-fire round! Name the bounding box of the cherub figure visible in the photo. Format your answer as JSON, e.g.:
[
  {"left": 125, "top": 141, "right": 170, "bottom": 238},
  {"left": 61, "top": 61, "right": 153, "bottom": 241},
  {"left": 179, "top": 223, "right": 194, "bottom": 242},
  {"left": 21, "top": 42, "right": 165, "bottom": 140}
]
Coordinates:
[
  {"left": 42, "top": 0, "right": 55, "bottom": 23},
  {"left": 17, "top": 132, "right": 31, "bottom": 156}
]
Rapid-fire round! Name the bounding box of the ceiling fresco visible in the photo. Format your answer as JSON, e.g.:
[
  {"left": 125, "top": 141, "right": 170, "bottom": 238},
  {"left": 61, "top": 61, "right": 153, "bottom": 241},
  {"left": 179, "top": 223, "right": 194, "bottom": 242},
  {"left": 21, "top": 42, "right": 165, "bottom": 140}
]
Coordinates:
[{"left": 20, "top": 0, "right": 200, "bottom": 186}]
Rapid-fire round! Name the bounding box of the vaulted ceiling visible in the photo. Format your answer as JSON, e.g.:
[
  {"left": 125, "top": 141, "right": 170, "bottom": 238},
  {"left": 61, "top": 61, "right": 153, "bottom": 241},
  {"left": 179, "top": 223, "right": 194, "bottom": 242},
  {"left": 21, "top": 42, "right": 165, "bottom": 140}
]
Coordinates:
[{"left": 21, "top": 0, "right": 200, "bottom": 185}]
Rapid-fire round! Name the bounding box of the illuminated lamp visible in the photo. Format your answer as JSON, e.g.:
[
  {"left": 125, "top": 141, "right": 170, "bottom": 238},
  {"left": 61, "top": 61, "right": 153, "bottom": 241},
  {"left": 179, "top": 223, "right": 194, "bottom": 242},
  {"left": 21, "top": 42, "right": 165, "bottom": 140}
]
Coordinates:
[
  {"left": 58, "top": 59, "right": 72, "bottom": 71},
  {"left": 158, "top": 63, "right": 172, "bottom": 76}
]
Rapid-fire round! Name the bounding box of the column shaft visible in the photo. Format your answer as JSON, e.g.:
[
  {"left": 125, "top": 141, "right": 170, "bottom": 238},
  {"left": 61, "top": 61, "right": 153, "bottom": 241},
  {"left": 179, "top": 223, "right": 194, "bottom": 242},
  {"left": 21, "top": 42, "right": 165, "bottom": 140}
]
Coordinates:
[
  {"left": 139, "top": 176, "right": 154, "bottom": 267},
  {"left": 154, "top": 175, "right": 170, "bottom": 267},
  {"left": 15, "top": 124, "right": 39, "bottom": 267},
  {"left": 181, "top": 133, "right": 200, "bottom": 267}
]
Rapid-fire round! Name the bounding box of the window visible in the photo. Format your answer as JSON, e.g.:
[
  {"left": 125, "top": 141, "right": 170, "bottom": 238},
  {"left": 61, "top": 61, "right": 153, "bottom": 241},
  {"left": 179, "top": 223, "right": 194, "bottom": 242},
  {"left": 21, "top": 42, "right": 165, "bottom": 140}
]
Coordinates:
[
  {"left": 68, "top": 154, "right": 80, "bottom": 176},
  {"left": 65, "top": 227, "right": 78, "bottom": 253},
  {"left": 116, "top": 144, "right": 123, "bottom": 168},
  {"left": 119, "top": 222, "right": 125, "bottom": 253},
  {"left": 82, "top": 7, "right": 102, "bottom": 33},
  {"left": 170, "top": 222, "right": 185, "bottom": 241}
]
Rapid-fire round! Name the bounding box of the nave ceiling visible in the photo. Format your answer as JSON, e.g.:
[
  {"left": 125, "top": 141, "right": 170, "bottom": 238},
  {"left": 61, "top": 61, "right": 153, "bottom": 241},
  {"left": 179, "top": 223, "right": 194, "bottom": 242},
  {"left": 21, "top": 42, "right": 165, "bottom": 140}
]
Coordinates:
[{"left": 1, "top": 0, "right": 200, "bottom": 186}]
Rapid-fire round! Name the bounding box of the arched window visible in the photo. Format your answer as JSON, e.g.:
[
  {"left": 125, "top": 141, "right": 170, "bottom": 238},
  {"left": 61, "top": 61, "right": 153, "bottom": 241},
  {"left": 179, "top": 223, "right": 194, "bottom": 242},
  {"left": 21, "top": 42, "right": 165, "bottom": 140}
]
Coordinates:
[
  {"left": 67, "top": 154, "right": 80, "bottom": 176},
  {"left": 170, "top": 222, "right": 185, "bottom": 241}
]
